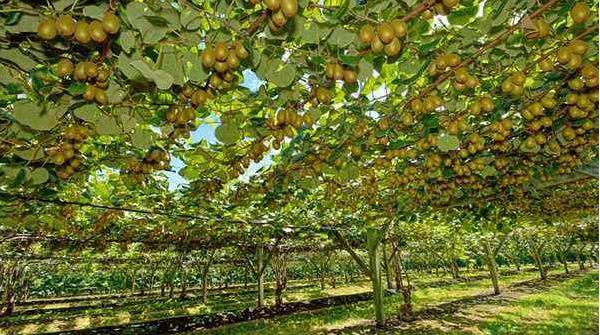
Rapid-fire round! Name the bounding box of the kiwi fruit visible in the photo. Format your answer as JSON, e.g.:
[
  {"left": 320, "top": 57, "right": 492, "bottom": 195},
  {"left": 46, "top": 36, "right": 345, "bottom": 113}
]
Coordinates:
[
  {"left": 214, "top": 42, "right": 229, "bottom": 62},
  {"left": 370, "top": 36, "right": 384, "bottom": 53},
  {"left": 570, "top": 2, "right": 590, "bottom": 24},
  {"left": 83, "top": 85, "right": 96, "bottom": 102},
  {"left": 538, "top": 58, "right": 555, "bottom": 72},
  {"left": 56, "top": 15, "right": 76, "bottom": 37},
  {"left": 268, "top": 18, "right": 282, "bottom": 32},
  {"left": 234, "top": 42, "right": 249, "bottom": 59},
  {"left": 89, "top": 21, "right": 107, "bottom": 43},
  {"left": 102, "top": 12, "right": 120, "bottom": 34},
  {"left": 83, "top": 62, "right": 98, "bottom": 79},
  {"left": 264, "top": 0, "right": 281, "bottom": 12},
  {"left": 556, "top": 47, "right": 571, "bottom": 64},
  {"left": 535, "top": 19, "right": 550, "bottom": 38},
  {"left": 95, "top": 89, "right": 108, "bottom": 105},
  {"left": 281, "top": 0, "right": 298, "bottom": 18},
  {"left": 202, "top": 48, "right": 216, "bottom": 68},
  {"left": 214, "top": 61, "right": 229, "bottom": 73},
  {"left": 96, "top": 68, "right": 111, "bottom": 82},
  {"left": 390, "top": 19, "right": 407, "bottom": 38},
  {"left": 272, "top": 10, "right": 287, "bottom": 27},
  {"left": 442, "top": 0, "right": 459, "bottom": 8},
  {"left": 358, "top": 24, "right": 375, "bottom": 44},
  {"left": 37, "top": 19, "right": 57, "bottom": 40},
  {"left": 384, "top": 37, "right": 401, "bottom": 57},
  {"left": 75, "top": 21, "right": 92, "bottom": 44},
  {"left": 74, "top": 62, "right": 88, "bottom": 81},
  {"left": 192, "top": 90, "right": 208, "bottom": 105},
  {"left": 226, "top": 53, "right": 240, "bottom": 69},
  {"left": 569, "top": 40, "right": 588, "bottom": 55},
  {"left": 343, "top": 70, "right": 357, "bottom": 85},
  {"left": 333, "top": 64, "right": 344, "bottom": 80},
  {"left": 57, "top": 58, "right": 74, "bottom": 78},
  {"left": 377, "top": 23, "right": 395, "bottom": 44}
]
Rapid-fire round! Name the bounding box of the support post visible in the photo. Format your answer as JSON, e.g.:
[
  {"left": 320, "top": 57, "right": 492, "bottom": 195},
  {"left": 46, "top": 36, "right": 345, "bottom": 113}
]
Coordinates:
[{"left": 367, "top": 228, "right": 385, "bottom": 328}]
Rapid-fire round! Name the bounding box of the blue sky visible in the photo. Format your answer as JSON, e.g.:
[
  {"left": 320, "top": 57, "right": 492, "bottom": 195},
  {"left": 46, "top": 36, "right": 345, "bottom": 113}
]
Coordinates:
[{"left": 165, "top": 70, "right": 268, "bottom": 190}]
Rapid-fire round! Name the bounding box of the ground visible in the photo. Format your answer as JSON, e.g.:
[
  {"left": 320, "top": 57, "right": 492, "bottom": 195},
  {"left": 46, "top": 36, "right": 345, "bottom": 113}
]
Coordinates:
[{"left": 0, "top": 266, "right": 597, "bottom": 335}]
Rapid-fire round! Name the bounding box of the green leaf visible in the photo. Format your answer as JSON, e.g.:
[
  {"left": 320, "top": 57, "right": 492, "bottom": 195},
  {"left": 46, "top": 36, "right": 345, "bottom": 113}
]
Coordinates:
[
  {"left": 30, "top": 167, "right": 49, "bottom": 185},
  {"left": 481, "top": 165, "right": 498, "bottom": 178},
  {"left": 5, "top": 14, "right": 39, "bottom": 33},
  {"left": 74, "top": 104, "right": 102, "bottom": 122},
  {"left": 437, "top": 134, "right": 460, "bottom": 152},
  {"left": 119, "top": 30, "right": 136, "bottom": 54},
  {"left": 328, "top": 27, "right": 356, "bottom": 47},
  {"left": 15, "top": 148, "right": 44, "bottom": 161},
  {"left": 0, "top": 48, "right": 38, "bottom": 71},
  {"left": 12, "top": 101, "right": 64, "bottom": 131},
  {"left": 95, "top": 115, "right": 122, "bottom": 135},
  {"left": 180, "top": 9, "right": 202, "bottom": 31},
  {"left": 357, "top": 58, "right": 373, "bottom": 82},
  {"left": 131, "top": 60, "right": 174, "bottom": 90},
  {"left": 159, "top": 46, "right": 185, "bottom": 86},
  {"left": 67, "top": 82, "right": 87, "bottom": 95},
  {"left": 215, "top": 123, "right": 240, "bottom": 145},
  {"left": 131, "top": 129, "right": 155, "bottom": 149},
  {"left": 265, "top": 60, "right": 296, "bottom": 88},
  {"left": 83, "top": 4, "right": 108, "bottom": 20},
  {"left": 183, "top": 51, "right": 209, "bottom": 83}
]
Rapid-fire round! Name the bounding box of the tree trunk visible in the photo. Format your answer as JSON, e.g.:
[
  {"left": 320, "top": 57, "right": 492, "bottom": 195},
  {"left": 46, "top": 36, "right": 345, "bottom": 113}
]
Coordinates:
[
  {"left": 483, "top": 241, "right": 500, "bottom": 295},
  {"left": 367, "top": 228, "right": 385, "bottom": 328},
  {"left": 532, "top": 250, "right": 547, "bottom": 280},
  {"left": 257, "top": 245, "right": 265, "bottom": 308},
  {"left": 201, "top": 261, "right": 211, "bottom": 304},
  {"left": 576, "top": 250, "right": 585, "bottom": 270},
  {"left": 450, "top": 259, "right": 460, "bottom": 279},
  {"left": 382, "top": 242, "right": 395, "bottom": 290}
]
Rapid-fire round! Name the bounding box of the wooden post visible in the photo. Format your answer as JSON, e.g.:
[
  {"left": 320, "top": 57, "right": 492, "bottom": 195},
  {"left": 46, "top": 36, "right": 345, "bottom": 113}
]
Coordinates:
[
  {"left": 257, "top": 244, "right": 265, "bottom": 308},
  {"left": 367, "top": 228, "right": 385, "bottom": 327}
]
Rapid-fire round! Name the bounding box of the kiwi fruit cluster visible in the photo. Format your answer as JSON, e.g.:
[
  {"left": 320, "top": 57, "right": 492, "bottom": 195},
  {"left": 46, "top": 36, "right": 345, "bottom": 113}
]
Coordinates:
[
  {"left": 570, "top": 2, "right": 590, "bottom": 24},
  {"left": 165, "top": 105, "right": 198, "bottom": 139},
  {"left": 358, "top": 19, "right": 407, "bottom": 57},
  {"left": 266, "top": 108, "right": 313, "bottom": 147},
  {"left": 312, "top": 86, "right": 333, "bottom": 104},
  {"left": 525, "top": 18, "right": 551, "bottom": 39},
  {"left": 459, "top": 133, "right": 485, "bottom": 158},
  {"left": 428, "top": 53, "right": 461, "bottom": 76},
  {"left": 538, "top": 57, "right": 555, "bottom": 72},
  {"left": 201, "top": 41, "right": 248, "bottom": 91},
  {"left": 421, "top": 0, "right": 461, "bottom": 19},
  {"left": 452, "top": 67, "right": 480, "bottom": 91},
  {"left": 179, "top": 85, "right": 213, "bottom": 107},
  {"left": 565, "top": 90, "right": 598, "bottom": 120},
  {"left": 415, "top": 134, "right": 438, "bottom": 151},
  {"left": 409, "top": 94, "right": 443, "bottom": 115},
  {"left": 501, "top": 71, "right": 526, "bottom": 97},
  {"left": 46, "top": 125, "right": 91, "bottom": 179},
  {"left": 485, "top": 118, "right": 513, "bottom": 142},
  {"left": 55, "top": 58, "right": 111, "bottom": 105},
  {"left": 557, "top": 39, "right": 589, "bottom": 70},
  {"left": 443, "top": 117, "right": 469, "bottom": 135},
  {"left": 578, "top": 62, "right": 599, "bottom": 88},
  {"left": 257, "top": 0, "right": 298, "bottom": 32},
  {"left": 37, "top": 12, "right": 120, "bottom": 43},
  {"left": 325, "top": 60, "right": 357, "bottom": 85},
  {"left": 468, "top": 96, "right": 495, "bottom": 116},
  {"left": 123, "top": 149, "right": 170, "bottom": 180}
]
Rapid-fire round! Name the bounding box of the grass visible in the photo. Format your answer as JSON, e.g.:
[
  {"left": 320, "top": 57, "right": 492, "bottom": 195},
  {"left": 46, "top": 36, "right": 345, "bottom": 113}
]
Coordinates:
[
  {"left": 1, "top": 266, "right": 596, "bottom": 335},
  {"left": 199, "top": 266, "right": 598, "bottom": 335}
]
